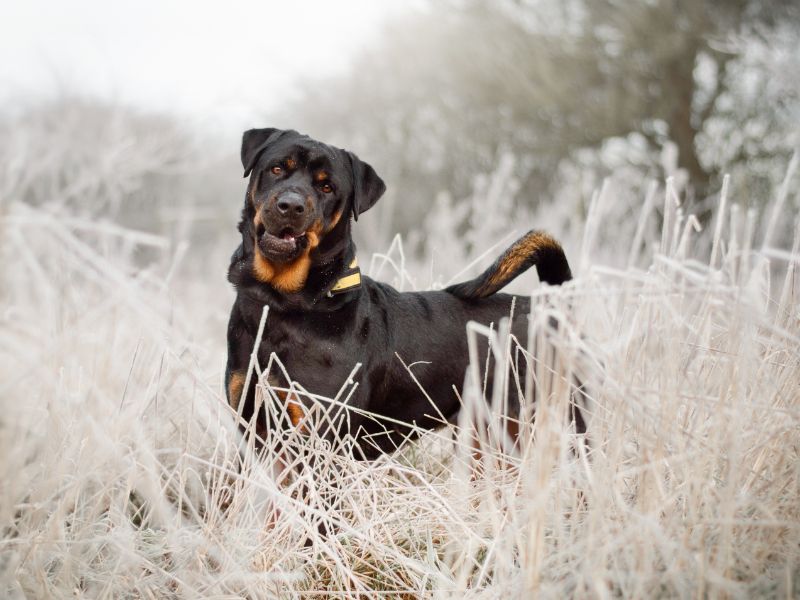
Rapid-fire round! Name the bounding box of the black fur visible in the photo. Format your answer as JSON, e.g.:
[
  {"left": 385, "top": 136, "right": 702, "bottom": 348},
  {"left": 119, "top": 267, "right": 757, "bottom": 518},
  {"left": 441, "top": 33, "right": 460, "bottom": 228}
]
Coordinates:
[
  {"left": 445, "top": 230, "right": 573, "bottom": 299},
  {"left": 225, "top": 128, "right": 582, "bottom": 459}
]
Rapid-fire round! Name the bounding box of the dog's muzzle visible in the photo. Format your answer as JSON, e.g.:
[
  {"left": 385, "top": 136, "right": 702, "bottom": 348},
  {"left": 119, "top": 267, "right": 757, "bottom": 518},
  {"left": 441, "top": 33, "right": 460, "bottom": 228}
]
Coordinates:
[{"left": 255, "top": 191, "right": 314, "bottom": 262}]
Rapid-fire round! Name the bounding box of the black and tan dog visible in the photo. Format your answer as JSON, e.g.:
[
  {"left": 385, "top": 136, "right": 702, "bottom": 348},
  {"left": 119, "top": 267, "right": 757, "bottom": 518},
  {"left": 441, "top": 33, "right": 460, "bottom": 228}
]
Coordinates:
[{"left": 225, "top": 128, "right": 581, "bottom": 459}]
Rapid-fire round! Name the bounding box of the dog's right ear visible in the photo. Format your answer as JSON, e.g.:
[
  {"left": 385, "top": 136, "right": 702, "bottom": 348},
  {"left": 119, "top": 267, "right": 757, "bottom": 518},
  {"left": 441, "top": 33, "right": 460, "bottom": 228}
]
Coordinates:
[{"left": 241, "top": 128, "right": 284, "bottom": 178}]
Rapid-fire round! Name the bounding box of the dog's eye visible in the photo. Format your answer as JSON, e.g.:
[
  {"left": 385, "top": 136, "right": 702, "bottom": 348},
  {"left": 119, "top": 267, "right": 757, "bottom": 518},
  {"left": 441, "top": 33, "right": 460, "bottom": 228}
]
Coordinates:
[
  {"left": 321, "top": 183, "right": 333, "bottom": 194},
  {"left": 271, "top": 166, "right": 282, "bottom": 175}
]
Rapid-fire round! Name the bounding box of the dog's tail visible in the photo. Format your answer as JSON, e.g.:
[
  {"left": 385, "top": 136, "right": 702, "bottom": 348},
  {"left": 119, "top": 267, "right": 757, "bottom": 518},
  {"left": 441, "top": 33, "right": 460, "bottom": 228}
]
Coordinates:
[{"left": 445, "top": 230, "right": 572, "bottom": 300}]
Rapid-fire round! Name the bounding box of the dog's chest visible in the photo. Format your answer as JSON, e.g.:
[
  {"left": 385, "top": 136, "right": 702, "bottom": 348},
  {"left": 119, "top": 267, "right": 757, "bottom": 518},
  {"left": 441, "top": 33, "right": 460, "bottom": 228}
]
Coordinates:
[{"left": 256, "top": 311, "right": 356, "bottom": 382}]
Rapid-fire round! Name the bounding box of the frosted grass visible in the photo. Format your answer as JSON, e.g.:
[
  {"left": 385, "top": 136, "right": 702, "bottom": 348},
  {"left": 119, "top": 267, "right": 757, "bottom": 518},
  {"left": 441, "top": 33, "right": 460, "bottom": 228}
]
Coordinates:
[{"left": 1, "top": 175, "right": 798, "bottom": 598}]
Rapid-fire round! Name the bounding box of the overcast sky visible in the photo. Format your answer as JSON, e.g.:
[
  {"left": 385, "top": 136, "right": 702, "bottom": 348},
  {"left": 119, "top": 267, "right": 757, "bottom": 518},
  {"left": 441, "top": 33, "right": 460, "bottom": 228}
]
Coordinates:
[{"left": 1, "top": 0, "right": 402, "bottom": 132}]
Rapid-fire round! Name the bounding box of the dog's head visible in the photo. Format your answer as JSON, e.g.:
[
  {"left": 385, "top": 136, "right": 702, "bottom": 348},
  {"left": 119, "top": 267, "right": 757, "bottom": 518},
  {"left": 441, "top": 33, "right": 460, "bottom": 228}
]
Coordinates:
[{"left": 237, "top": 128, "right": 385, "bottom": 293}]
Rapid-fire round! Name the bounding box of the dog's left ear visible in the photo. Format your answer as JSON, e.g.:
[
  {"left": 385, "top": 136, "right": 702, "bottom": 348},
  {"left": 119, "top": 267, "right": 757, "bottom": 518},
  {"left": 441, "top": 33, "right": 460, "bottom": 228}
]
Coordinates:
[
  {"left": 241, "top": 128, "right": 285, "bottom": 178},
  {"left": 347, "top": 151, "right": 386, "bottom": 221}
]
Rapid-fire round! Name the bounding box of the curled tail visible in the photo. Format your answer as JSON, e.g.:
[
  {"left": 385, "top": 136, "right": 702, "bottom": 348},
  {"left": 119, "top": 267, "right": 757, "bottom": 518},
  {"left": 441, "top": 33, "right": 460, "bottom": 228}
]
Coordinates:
[{"left": 445, "top": 230, "right": 572, "bottom": 300}]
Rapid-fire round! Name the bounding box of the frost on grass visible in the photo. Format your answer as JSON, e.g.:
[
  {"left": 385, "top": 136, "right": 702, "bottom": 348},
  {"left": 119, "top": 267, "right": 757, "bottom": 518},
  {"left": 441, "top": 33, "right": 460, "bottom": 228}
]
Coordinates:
[{"left": 1, "top": 174, "right": 799, "bottom": 598}]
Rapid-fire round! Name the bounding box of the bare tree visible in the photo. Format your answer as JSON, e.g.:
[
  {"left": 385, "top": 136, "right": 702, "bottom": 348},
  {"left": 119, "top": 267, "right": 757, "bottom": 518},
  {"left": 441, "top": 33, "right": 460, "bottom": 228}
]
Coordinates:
[{"left": 285, "top": 0, "right": 800, "bottom": 232}]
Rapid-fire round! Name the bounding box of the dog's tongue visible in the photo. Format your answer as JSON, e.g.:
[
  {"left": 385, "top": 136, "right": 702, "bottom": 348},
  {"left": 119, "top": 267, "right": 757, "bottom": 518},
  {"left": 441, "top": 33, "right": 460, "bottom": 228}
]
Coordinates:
[
  {"left": 280, "top": 231, "right": 306, "bottom": 249},
  {"left": 280, "top": 232, "right": 297, "bottom": 249}
]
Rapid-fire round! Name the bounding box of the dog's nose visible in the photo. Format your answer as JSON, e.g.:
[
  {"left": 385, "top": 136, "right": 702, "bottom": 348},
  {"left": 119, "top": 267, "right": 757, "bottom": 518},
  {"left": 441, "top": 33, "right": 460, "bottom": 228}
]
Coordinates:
[{"left": 276, "top": 193, "right": 306, "bottom": 216}]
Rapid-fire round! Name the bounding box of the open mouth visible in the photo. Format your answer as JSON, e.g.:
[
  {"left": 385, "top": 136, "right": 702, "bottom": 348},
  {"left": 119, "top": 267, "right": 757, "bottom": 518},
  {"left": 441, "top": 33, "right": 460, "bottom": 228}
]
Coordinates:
[{"left": 257, "top": 223, "right": 307, "bottom": 260}]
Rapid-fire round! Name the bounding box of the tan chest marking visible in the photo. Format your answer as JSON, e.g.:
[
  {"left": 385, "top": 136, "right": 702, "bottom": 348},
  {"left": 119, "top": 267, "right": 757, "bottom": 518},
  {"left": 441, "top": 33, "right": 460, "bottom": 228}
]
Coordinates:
[{"left": 252, "top": 224, "right": 322, "bottom": 293}]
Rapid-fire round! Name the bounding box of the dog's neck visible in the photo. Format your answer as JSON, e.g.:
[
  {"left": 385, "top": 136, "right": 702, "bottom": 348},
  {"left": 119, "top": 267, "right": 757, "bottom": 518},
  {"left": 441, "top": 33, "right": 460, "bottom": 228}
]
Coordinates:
[{"left": 228, "top": 212, "right": 363, "bottom": 313}]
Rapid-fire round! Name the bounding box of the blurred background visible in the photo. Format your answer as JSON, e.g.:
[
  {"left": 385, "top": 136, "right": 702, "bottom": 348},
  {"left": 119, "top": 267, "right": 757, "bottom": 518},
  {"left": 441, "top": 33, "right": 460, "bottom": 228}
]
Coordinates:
[{"left": 2, "top": 0, "right": 799, "bottom": 284}]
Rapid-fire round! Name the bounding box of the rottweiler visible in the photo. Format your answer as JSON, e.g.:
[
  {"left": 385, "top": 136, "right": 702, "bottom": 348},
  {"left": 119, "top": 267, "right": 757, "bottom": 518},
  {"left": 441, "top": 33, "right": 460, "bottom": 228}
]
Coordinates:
[{"left": 225, "top": 128, "right": 582, "bottom": 459}]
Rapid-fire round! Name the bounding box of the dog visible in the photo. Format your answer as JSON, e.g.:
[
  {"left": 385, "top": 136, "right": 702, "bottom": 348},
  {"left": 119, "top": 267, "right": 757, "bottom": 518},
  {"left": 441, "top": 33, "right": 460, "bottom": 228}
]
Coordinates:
[{"left": 225, "top": 128, "right": 582, "bottom": 460}]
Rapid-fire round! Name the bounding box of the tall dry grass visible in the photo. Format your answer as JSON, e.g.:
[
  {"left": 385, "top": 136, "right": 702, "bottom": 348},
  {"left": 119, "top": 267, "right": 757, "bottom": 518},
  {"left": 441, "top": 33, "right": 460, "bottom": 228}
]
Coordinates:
[{"left": 1, "top": 164, "right": 799, "bottom": 598}]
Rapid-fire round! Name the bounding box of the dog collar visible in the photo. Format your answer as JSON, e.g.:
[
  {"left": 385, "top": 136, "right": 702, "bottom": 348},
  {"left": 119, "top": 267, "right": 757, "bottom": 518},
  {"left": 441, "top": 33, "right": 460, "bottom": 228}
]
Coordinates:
[{"left": 327, "top": 257, "right": 361, "bottom": 297}]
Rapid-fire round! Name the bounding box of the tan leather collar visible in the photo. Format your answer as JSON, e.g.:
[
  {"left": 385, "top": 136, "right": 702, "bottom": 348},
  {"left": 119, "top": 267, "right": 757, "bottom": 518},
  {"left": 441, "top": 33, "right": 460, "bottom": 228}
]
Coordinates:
[{"left": 328, "top": 257, "right": 361, "bottom": 296}]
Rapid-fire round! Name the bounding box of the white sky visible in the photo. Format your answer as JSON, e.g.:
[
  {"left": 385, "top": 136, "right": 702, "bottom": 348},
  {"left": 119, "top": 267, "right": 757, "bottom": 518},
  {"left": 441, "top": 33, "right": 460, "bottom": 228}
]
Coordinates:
[{"left": 0, "top": 0, "right": 400, "bottom": 131}]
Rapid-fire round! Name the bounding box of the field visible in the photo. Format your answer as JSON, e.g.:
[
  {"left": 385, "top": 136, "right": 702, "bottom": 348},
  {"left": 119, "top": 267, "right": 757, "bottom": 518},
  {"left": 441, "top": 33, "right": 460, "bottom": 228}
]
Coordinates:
[{"left": 1, "top": 153, "right": 799, "bottom": 598}]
